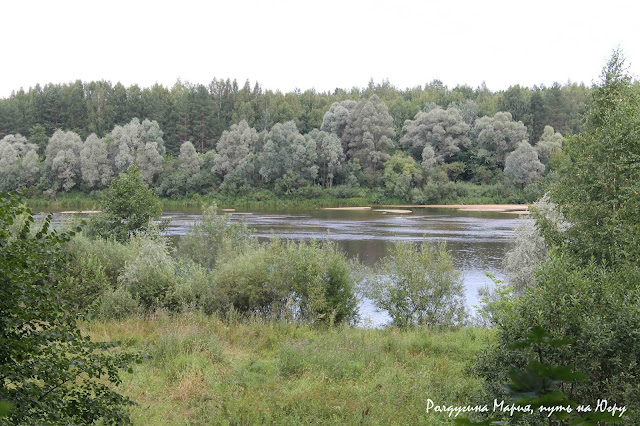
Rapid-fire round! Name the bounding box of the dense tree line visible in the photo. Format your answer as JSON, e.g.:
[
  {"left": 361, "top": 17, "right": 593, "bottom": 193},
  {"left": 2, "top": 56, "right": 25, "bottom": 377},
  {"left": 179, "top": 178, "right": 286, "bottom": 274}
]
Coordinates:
[
  {"left": 0, "top": 78, "right": 594, "bottom": 201},
  {"left": 0, "top": 78, "right": 590, "bottom": 152}
]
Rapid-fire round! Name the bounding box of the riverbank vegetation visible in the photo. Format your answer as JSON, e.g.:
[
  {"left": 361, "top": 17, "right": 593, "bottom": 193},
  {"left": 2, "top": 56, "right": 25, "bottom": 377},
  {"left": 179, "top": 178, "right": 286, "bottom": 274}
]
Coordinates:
[
  {"left": 2, "top": 52, "right": 638, "bottom": 424},
  {"left": 1, "top": 73, "right": 579, "bottom": 207},
  {"left": 472, "top": 51, "right": 640, "bottom": 424}
]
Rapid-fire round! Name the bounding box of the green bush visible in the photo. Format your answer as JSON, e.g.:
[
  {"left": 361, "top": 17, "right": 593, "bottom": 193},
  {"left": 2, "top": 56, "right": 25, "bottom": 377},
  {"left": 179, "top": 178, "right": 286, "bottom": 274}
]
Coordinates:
[
  {"left": 365, "top": 241, "right": 467, "bottom": 328},
  {"left": 66, "top": 233, "right": 137, "bottom": 286},
  {"left": 97, "top": 286, "right": 139, "bottom": 320},
  {"left": 87, "top": 166, "right": 162, "bottom": 242},
  {"left": 60, "top": 251, "right": 111, "bottom": 313},
  {"left": 292, "top": 185, "right": 323, "bottom": 199},
  {"left": 118, "top": 234, "right": 177, "bottom": 311},
  {"left": 332, "top": 185, "right": 364, "bottom": 199},
  {"left": 176, "top": 203, "right": 252, "bottom": 270},
  {"left": 169, "top": 260, "right": 217, "bottom": 314},
  {"left": 213, "top": 239, "right": 358, "bottom": 325},
  {"left": 474, "top": 253, "right": 640, "bottom": 424}
]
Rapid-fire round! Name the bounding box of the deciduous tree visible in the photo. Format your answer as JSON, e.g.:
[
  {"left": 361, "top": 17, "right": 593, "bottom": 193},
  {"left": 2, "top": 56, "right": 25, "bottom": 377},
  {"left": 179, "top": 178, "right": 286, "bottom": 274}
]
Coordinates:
[
  {"left": 473, "top": 111, "right": 528, "bottom": 167},
  {"left": 45, "top": 129, "right": 83, "bottom": 191},
  {"left": 534, "top": 125, "right": 563, "bottom": 164},
  {"left": 309, "top": 129, "right": 343, "bottom": 187},
  {"left": 80, "top": 133, "right": 113, "bottom": 188},
  {"left": 504, "top": 141, "right": 544, "bottom": 186},
  {"left": 342, "top": 95, "right": 395, "bottom": 179},
  {"left": 400, "top": 106, "right": 470, "bottom": 164},
  {"left": 0, "top": 192, "right": 139, "bottom": 424},
  {"left": 213, "top": 120, "right": 258, "bottom": 186}
]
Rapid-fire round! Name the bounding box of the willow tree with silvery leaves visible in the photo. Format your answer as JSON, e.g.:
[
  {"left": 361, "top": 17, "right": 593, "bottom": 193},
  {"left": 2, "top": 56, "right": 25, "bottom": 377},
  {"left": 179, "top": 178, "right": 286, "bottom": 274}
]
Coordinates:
[
  {"left": 534, "top": 125, "right": 564, "bottom": 164},
  {"left": 320, "top": 99, "right": 357, "bottom": 149},
  {"left": 342, "top": 95, "right": 395, "bottom": 181},
  {"left": 80, "top": 133, "right": 113, "bottom": 189},
  {"left": 259, "top": 121, "right": 317, "bottom": 186},
  {"left": 213, "top": 120, "right": 259, "bottom": 191},
  {"left": 45, "top": 130, "right": 83, "bottom": 191},
  {"left": 400, "top": 106, "right": 470, "bottom": 167},
  {"left": 473, "top": 111, "right": 529, "bottom": 168},
  {"left": 503, "top": 141, "right": 545, "bottom": 187},
  {"left": 0, "top": 134, "right": 41, "bottom": 191},
  {"left": 366, "top": 241, "right": 466, "bottom": 328},
  {"left": 308, "top": 129, "right": 344, "bottom": 188},
  {"left": 110, "top": 118, "right": 165, "bottom": 185}
]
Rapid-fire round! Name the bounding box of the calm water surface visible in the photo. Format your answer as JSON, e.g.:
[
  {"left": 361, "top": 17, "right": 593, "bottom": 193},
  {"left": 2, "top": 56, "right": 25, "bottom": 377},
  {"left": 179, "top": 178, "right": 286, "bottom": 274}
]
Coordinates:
[{"left": 48, "top": 207, "right": 526, "bottom": 327}]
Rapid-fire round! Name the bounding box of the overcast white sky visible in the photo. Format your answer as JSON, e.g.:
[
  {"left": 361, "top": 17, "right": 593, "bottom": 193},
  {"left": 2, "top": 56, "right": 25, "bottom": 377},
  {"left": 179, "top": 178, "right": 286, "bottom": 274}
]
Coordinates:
[{"left": 2, "top": 0, "right": 639, "bottom": 98}]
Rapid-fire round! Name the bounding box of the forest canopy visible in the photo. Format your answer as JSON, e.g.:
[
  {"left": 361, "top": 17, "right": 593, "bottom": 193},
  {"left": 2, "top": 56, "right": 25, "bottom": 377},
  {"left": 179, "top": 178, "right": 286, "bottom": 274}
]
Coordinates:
[{"left": 0, "top": 77, "right": 597, "bottom": 203}]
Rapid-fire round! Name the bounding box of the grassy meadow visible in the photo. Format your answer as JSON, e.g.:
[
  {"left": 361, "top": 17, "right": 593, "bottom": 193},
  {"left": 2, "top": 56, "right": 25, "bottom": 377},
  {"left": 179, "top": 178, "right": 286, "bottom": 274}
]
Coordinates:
[{"left": 86, "top": 314, "right": 493, "bottom": 425}]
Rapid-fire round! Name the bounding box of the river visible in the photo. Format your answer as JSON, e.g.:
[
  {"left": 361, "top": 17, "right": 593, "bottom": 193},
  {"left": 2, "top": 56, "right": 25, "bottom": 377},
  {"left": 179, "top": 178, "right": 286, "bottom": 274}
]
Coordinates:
[
  {"left": 46, "top": 206, "right": 526, "bottom": 327},
  {"left": 165, "top": 207, "right": 524, "bottom": 326}
]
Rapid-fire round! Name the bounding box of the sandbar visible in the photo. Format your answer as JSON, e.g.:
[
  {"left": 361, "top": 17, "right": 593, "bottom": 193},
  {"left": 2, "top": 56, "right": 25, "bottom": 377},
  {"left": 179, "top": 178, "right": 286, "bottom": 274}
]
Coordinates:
[
  {"left": 374, "top": 209, "right": 412, "bottom": 214},
  {"left": 383, "top": 204, "right": 529, "bottom": 213},
  {"left": 322, "top": 207, "right": 372, "bottom": 211}
]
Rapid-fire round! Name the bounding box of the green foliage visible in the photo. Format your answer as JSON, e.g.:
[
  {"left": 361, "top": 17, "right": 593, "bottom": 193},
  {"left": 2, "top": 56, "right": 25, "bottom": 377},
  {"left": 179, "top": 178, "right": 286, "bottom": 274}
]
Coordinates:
[
  {"left": 118, "top": 234, "right": 177, "bottom": 311},
  {"left": 177, "top": 203, "right": 252, "bottom": 270},
  {"left": 0, "top": 192, "right": 139, "bottom": 424},
  {"left": 366, "top": 241, "right": 467, "bottom": 328},
  {"left": 504, "top": 141, "right": 545, "bottom": 187},
  {"left": 169, "top": 260, "right": 217, "bottom": 314},
  {"left": 88, "top": 165, "right": 162, "bottom": 242},
  {"left": 213, "top": 239, "right": 359, "bottom": 325},
  {"left": 2, "top": 77, "right": 594, "bottom": 205},
  {"left": 475, "top": 252, "right": 639, "bottom": 424},
  {"left": 549, "top": 50, "right": 640, "bottom": 265},
  {"left": 503, "top": 217, "right": 548, "bottom": 297},
  {"left": 343, "top": 95, "right": 396, "bottom": 179},
  {"left": 60, "top": 251, "right": 111, "bottom": 313},
  {"left": 66, "top": 232, "right": 136, "bottom": 286},
  {"left": 97, "top": 287, "right": 139, "bottom": 320},
  {"left": 476, "top": 53, "right": 640, "bottom": 425},
  {"left": 459, "top": 326, "right": 624, "bottom": 425},
  {"left": 382, "top": 152, "right": 422, "bottom": 199}
]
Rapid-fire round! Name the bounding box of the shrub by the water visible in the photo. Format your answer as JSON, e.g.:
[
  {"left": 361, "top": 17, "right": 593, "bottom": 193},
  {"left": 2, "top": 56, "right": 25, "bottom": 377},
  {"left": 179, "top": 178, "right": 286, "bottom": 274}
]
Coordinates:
[
  {"left": 118, "top": 234, "right": 177, "bottom": 311},
  {"left": 213, "top": 239, "right": 359, "bottom": 325},
  {"left": 366, "top": 241, "right": 467, "bottom": 328}
]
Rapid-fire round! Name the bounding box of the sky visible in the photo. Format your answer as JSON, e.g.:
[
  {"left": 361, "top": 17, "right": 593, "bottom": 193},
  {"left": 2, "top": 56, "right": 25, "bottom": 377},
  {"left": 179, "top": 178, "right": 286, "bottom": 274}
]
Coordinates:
[{"left": 2, "top": 0, "right": 639, "bottom": 98}]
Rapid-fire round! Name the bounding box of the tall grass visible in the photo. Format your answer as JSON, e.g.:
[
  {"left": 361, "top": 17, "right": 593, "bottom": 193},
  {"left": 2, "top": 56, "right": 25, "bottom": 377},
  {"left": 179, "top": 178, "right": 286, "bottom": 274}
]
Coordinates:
[{"left": 86, "top": 314, "right": 494, "bottom": 425}]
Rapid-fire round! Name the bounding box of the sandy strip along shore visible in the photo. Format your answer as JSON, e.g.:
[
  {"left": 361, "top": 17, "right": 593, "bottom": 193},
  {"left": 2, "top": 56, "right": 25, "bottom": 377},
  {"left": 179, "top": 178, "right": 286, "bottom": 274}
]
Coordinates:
[
  {"left": 383, "top": 204, "right": 529, "bottom": 213},
  {"left": 322, "top": 207, "right": 372, "bottom": 211},
  {"left": 374, "top": 209, "right": 412, "bottom": 214}
]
